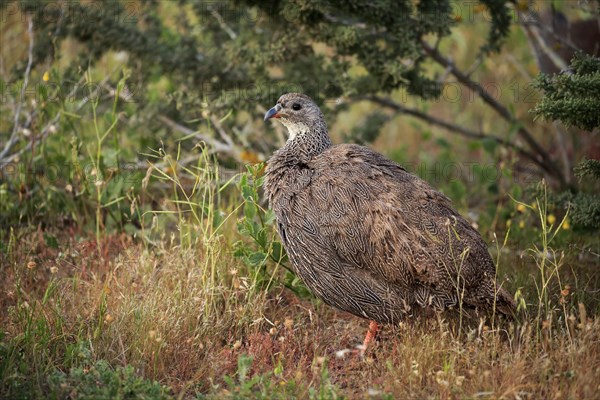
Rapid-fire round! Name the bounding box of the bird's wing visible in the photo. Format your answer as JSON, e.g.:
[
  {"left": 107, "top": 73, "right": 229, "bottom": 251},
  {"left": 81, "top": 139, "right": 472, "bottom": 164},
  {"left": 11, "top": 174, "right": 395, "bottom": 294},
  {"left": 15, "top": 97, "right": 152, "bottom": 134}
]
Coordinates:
[{"left": 306, "top": 144, "right": 496, "bottom": 296}]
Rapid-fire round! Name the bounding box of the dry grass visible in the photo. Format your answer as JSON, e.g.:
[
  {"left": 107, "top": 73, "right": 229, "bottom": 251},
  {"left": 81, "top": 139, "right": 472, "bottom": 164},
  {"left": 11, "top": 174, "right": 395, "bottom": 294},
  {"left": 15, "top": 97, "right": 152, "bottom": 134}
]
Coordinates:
[
  {"left": 1, "top": 222, "right": 599, "bottom": 399},
  {"left": 1, "top": 149, "right": 599, "bottom": 399}
]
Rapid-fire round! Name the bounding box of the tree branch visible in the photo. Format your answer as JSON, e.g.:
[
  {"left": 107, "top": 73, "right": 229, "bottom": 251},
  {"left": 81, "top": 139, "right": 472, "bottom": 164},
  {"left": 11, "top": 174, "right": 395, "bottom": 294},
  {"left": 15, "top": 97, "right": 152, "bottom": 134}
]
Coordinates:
[
  {"left": 520, "top": 19, "right": 569, "bottom": 73},
  {"left": 359, "top": 95, "right": 543, "bottom": 165},
  {"left": 156, "top": 115, "right": 240, "bottom": 160},
  {"left": 420, "top": 40, "right": 566, "bottom": 187},
  {"left": 0, "top": 15, "right": 34, "bottom": 161}
]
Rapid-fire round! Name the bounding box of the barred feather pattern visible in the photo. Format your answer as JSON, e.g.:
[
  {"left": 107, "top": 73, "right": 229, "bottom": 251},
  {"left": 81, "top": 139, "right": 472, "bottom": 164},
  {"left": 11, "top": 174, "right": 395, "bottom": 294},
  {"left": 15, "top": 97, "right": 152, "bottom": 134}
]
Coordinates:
[{"left": 264, "top": 93, "right": 515, "bottom": 324}]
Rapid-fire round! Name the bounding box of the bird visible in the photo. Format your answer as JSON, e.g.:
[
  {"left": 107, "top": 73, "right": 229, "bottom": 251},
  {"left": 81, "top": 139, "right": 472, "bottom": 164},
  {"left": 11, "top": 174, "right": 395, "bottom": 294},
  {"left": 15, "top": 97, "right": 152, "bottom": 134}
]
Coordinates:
[{"left": 263, "top": 93, "right": 515, "bottom": 349}]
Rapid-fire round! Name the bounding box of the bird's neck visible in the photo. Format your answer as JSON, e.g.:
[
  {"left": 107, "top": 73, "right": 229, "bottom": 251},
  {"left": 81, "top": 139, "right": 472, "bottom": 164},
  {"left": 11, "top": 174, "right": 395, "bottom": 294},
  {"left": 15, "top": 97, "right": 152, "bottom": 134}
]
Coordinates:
[{"left": 281, "top": 120, "right": 332, "bottom": 162}]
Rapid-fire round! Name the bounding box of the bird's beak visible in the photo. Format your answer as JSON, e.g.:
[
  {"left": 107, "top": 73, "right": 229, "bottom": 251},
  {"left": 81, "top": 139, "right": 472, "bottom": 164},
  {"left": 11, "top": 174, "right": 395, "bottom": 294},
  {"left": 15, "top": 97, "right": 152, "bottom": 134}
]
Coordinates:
[{"left": 264, "top": 104, "right": 282, "bottom": 121}]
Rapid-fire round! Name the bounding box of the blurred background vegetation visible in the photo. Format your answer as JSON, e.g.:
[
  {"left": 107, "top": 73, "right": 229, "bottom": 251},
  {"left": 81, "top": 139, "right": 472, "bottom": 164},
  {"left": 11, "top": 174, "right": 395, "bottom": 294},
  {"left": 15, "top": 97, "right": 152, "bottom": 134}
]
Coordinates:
[
  {"left": 1, "top": 1, "right": 599, "bottom": 398},
  {"left": 1, "top": 0, "right": 599, "bottom": 233}
]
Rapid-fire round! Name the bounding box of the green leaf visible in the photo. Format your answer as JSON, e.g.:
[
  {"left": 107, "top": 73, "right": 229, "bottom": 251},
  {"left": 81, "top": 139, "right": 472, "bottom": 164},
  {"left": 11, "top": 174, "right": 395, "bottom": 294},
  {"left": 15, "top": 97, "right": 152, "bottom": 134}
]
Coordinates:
[
  {"left": 241, "top": 184, "right": 254, "bottom": 202},
  {"left": 270, "top": 242, "right": 288, "bottom": 263},
  {"left": 255, "top": 228, "right": 267, "bottom": 249},
  {"left": 243, "top": 201, "right": 256, "bottom": 220},
  {"left": 246, "top": 251, "right": 268, "bottom": 268},
  {"left": 264, "top": 209, "right": 276, "bottom": 226}
]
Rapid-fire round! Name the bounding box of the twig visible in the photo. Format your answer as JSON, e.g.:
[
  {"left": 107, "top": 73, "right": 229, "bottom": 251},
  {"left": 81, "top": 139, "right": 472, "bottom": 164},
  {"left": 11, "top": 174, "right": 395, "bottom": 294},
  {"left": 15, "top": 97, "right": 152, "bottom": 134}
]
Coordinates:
[
  {"left": 0, "top": 15, "right": 34, "bottom": 161},
  {"left": 209, "top": 114, "right": 234, "bottom": 147},
  {"left": 209, "top": 6, "right": 237, "bottom": 40},
  {"left": 521, "top": 9, "right": 587, "bottom": 55},
  {"left": 504, "top": 52, "right": 534, "bottom": 82},
  {"left": 359, "top": 95, "right": 542, "bottom": 165},
  {"left": 156, "top": 115, "right": 239, "bottom": 159},
  {"left": 521, "top": 20, "right": 569, "bottom": 72}
]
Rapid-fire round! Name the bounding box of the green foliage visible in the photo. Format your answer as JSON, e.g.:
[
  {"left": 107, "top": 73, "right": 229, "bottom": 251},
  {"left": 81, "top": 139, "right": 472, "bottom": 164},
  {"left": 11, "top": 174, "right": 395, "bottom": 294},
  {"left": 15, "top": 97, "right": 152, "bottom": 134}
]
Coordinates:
[
  {"left": 574, "top": 158, "right": 600, "bottom": 180},
  {"left": 1, "top": 332, "right": 169, "bottom": 400},
  {"left": 234, "top": 164, "right": 312, "bottom": 298},
  {"left": 0, "top": 66, "right": 143, "bottom": 231},
  {"left": 6, "top": 0, "right": 513, "bottom": 118},
  {"left": 532, "top": 53, "right": 600, "bottom": 230},
  {"left": 532, "top": 53, "right": 600, "bottom": 132},
  {"left": 552, "top": 191, "right": 600, "bottom": 230},
  {"left": 343, "top": 112, "right": 390, "bottom": 145},
  {"left": 199, "top": 353, "right": 341, "bottom": 399},
  {"left": 220, "top": 354, "right": 263, "bottom": 398},
  {"left": 479, "top": 0, "right": 512, "bottom": 53},
  {"left": 47, "top": 360, "right": 171, "bottom": 400}
]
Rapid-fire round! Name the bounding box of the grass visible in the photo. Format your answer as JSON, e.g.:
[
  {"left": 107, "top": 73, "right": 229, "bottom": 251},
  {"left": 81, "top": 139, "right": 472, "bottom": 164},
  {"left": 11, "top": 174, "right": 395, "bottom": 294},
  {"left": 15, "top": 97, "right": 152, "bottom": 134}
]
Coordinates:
[{"left": 1, "top": 157, "right": 599, "bottom": 399}]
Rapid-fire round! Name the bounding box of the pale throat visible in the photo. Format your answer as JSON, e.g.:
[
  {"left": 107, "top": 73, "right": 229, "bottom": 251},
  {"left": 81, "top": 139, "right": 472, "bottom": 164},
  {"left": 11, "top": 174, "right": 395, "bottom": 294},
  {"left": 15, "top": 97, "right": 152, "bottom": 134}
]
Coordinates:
[{"left": 283, "top": 121, "right": 311, "bottom": 142}]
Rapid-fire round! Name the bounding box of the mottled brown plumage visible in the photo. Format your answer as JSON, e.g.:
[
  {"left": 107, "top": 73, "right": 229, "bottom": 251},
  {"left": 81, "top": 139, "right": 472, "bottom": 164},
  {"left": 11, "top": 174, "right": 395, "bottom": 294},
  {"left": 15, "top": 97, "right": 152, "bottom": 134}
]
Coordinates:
[{"left": 264, "top": 93, "right": 515, "bottom": 325}]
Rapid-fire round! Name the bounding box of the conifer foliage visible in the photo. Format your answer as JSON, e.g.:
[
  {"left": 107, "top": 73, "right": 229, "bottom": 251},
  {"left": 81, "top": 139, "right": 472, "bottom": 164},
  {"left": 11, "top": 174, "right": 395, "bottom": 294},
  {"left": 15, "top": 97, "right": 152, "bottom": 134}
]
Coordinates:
[{"left": 532, "top": 53, "right": 600, "bottom": 229}]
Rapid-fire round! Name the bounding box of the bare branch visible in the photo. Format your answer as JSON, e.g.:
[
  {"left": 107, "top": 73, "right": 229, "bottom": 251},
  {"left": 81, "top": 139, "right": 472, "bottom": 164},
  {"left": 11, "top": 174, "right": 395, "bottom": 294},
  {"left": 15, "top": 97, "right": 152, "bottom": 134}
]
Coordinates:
[
  {"left": 0, "top": 15, "right": 35, "bottom": 161},
  {"left": 521, "top": 9, "right": 589, "bottom": 55},
  {"left": 358, "top": 95, "right": 542, "bottom": 165},
  {"left": 209, "top": 6, "right": 237, "bottom": 40},
  {"left": 420, "top": 40, "right": 566, "bottom": 186},
  {"left": 209, "top": 114, "right": 235, "bottom": 148},
  {"left": 156, "top": 115, "right": 240, "bottom": 159},
  {"left": 521, "top": 21, "right": 569, "bottom": 73}
]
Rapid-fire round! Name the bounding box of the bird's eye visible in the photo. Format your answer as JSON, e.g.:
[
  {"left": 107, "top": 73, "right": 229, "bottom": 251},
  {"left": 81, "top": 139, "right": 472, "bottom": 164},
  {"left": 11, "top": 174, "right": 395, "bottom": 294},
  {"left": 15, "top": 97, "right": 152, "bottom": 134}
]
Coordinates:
[{"left": 292, "top": 103, "right": 302, "bottom": 111}]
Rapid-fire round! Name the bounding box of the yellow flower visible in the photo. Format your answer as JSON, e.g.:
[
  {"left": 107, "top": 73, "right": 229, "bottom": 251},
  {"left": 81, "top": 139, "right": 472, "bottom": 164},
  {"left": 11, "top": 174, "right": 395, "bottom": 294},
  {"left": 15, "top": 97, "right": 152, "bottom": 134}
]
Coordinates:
[
  {"left": 561, "top": 219, "right": 570, "bottom": 230},
  {"left": 42, "top": 71, "right": 50, "bottom": 82},
  {"left": 516, "top": 203, "right": 526, "bottom": 213},
  {"left": 506, "top": 219, "right": 512, "bottom": 227},
  {"left": 547, "top": 214, "right": 557, "bottom": 225},
  {"left": 519, "top": 220, "right": 525, "bottom": 229}
]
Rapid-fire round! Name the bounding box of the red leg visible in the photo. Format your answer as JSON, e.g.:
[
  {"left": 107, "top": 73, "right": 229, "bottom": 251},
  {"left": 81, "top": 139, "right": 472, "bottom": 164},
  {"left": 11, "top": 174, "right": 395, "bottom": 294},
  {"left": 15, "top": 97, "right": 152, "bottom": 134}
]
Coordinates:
[{"left": 362, "top": 320, "right": 379, "bottom": 349}]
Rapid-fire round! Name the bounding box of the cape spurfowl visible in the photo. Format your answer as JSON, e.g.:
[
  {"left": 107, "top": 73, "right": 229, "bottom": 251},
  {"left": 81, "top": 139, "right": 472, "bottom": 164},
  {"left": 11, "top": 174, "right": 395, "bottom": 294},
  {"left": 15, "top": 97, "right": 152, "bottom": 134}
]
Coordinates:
[{"left": 263, "top": 93, "right": 515, "bottom": 347}]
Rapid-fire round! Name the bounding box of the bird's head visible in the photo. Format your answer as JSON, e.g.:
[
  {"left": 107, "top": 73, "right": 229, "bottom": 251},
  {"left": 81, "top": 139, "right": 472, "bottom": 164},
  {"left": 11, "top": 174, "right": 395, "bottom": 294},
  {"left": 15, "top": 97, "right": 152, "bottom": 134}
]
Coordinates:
[{"left": 264, "top": 93, "right": 326, "bottom": 141}]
